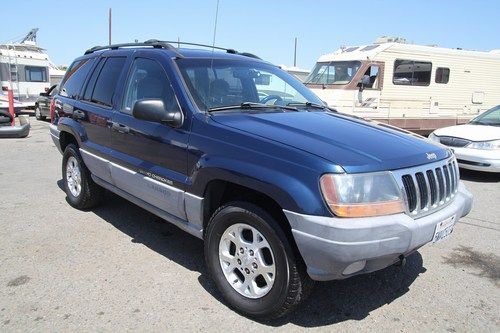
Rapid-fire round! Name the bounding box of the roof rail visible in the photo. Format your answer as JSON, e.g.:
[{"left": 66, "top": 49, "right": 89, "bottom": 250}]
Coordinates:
[
  {"left": 83, "top": 39, "right": 261, "bottom": 60},
  {"left": 84, "top": 41, "right": 182, "bottom": 56},
  {"left": 144, "top": 39, "right": 261, "bottom": 59}
]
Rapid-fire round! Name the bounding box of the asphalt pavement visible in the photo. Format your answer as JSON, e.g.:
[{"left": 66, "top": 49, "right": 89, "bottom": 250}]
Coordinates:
[{"left": 0, "top": 118, "right": 498, "bottom": 332}]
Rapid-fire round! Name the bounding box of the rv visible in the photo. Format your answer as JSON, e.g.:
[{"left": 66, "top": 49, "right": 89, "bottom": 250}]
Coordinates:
[
  {"left": 304, "top": 37, "right": 500, "bottom": 133},
  {"left": 0, "top": 29, "right": 61, "bottom": 110}
]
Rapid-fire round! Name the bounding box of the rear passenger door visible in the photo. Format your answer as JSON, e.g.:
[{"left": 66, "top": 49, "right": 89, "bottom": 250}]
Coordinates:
[
  {"left": 108, "top": 55, "right": 189, "bottom": 220},
  {"left": 78, "top": 56, "right": 127, "bottom": 184}
]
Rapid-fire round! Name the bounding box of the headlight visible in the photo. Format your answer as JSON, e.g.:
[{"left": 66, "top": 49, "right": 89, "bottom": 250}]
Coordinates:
[
  {"left": 428, "top": 132, "right": 440, "bottom": 143},
  {"left": 320, "top": 172, "right": 404, "bottom": 218},
  {"left": 467, "top": 139, "right": 500, "bottom": 150}
]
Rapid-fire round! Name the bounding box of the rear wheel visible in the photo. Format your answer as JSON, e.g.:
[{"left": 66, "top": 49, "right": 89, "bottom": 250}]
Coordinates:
[
  {"left": 205, "top": 202, "right": 313, "bottom": 320},
  {"left": 62, "top": 144, "right": 102, "bottom": 209},
  {"left": 35, "top": 106, "right": 46, "bottom": 120}
]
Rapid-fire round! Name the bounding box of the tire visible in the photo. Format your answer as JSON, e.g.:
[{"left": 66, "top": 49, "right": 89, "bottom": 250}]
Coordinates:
[
  {"left": 35, "top": 106, "right": 46, "bottom": 121},
  {"left": 205, "top": 201, "right": 313, "bottom": 320},
  {"left": 62, "top": 144, "right": 102, "bottom": 209},
  {"left": 0, "top": 110, "right": 13, "bottom": 125}
]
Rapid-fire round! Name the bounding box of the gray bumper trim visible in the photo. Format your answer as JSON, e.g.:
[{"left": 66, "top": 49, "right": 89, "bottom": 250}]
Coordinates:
[{"left": 284, "top": 182, "right": 473, "bottom": 281}]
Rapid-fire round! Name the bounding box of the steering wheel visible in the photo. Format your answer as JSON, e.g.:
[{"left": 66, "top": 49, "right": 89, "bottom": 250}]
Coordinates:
[{"left": 260, "top": 95, "right": 283, "bottom": 104}]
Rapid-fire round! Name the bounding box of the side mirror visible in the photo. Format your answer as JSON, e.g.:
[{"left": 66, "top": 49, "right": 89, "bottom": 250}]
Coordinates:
[
  {"left": 357, "top": 75, "right": 371, "bottom": 91},
  {"left": 132, "top": 99, "right": 183, "bottom": 127},
  {"left": 39, "top": 92, "right": 48, "bottom": 97}
]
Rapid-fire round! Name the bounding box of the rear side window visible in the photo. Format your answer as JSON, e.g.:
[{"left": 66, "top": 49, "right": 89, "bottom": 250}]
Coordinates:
[
  {"left": 87, "top": 57, "right": 126, "bottom": 107},
  {"left": 60, "top": 59, "right": 95, "bottom": 99},
  {"left": 435, "top": 67, "right": 450, "bottom": 84},
  {"left": 25, "top": 66, "right": 48, "bottom": 82},
  {"left": 393, "top": 59, "right": 432, "bottom": 86}
]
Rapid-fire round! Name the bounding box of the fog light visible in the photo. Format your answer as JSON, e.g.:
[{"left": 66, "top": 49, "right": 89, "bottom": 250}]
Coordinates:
[{"left": 342, "top": 260, "right": 366, "bottom": 275}]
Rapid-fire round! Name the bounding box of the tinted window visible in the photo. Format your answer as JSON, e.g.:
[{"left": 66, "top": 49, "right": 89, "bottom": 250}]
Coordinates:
[
  {"left": 91, "top": 57, "right": 126, "bottom": 107},
  {"left": 25, "top": 66, "right": 47, "bottom": 82},
  {"left": 122, "top": 58, "right": 180, "bottom": 114},
  {"left": 435, "top": 67, "right": 450, "bottom": 84},
  {"left": 83, "top": 58, "right": 105, "bottom": 101},
  {"left": 393, "top": 59, "right": 432, "bottom": 86},
  {"left": 60, "top": 59, "right": 95, "bottom": 99}
]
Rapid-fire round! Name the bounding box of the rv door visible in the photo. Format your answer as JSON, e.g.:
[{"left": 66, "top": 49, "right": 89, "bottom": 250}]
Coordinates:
[{"left": 354, "top": 64, "right": 381, "bottom": 113}]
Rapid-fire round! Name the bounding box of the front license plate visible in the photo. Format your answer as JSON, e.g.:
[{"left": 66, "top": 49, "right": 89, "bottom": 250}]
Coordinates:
[{"left": 432, "top": 215, "right": 456, "bottom": 243}]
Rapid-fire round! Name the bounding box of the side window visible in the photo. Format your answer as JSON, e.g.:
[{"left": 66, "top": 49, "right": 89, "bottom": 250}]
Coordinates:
[
  {"left": 90, "top": 57, "right": 126, "bottom": 107},
  {"left": 435, "top": 67, "right": 450, "bottom": 84},
  {"left": 59, "top": 59, "right": 95, "bottom": 99},
  {"left": 83, "top": 58, "right": 105, "bottom": 101},
  {"left": 122, "top": 58, "right": 180, "bottom": 115},
  {"left": 361, "top": 65, "right": 380, "bottom": 89},
  {"left": 393, "top": 59, "right": 432, "bottom": 86},
  {"left": 25, "top": 66, "right": 48, "bottom": 82}
]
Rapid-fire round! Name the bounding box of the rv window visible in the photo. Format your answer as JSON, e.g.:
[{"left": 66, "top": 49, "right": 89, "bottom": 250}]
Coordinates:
[
  {"left": 393, "top": 59, "right": 432, "bottom": 86},
  {"left": 60, "top": 59, "right": 95, "bottom": 99},
  {"left": 25, "top": 66, "right": 47, "bottom": 82},
  {"left": 435, "top": 67, "right": 450, "bottom": 84},
  {"left": 362, "top": 65, "right": 380, "bottom": 89},
  {"left": 305, "top": 61, "right": 361, "bottom": 85}
]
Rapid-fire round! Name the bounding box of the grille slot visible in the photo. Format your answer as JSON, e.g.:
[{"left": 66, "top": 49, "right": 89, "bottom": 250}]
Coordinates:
[{"left": 397, "top": 159, "right": 459, "bottom": 217}]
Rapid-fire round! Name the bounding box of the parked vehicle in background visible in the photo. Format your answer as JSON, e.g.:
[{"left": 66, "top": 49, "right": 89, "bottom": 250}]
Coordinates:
[
  {"left": 50, "top": 40, "right": 472, "bottom": 320},
  {"left": 35, "top": 84, "right": 58, "bottom": 120},
  {"left": 281, "top": 65, "right": 310, "bottom": 82},
  {"left": 0, "top": 29, "right": 65, "bottom": 109},
  {"left": 305, "top": 36, "right": 500, "bottom": 134},
  {"left": 429, "top": 105, "right": 500, "bottom": 172}
]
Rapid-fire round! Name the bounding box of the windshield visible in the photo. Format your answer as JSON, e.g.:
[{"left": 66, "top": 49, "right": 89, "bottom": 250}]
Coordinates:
[
  {"left": 176, "top": 58, "right": 323, "bottom": 111},
  {"left": 304, "top": 61, "right": 361, "bottom": 85},
  {"left": 469, "top": 105, "right": 500, "bottom": 126}
]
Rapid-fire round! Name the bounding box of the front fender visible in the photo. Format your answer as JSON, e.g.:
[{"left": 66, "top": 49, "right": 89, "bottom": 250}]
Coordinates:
[{"left": 189, "top": 156, "right": 330, "bottom": 216}]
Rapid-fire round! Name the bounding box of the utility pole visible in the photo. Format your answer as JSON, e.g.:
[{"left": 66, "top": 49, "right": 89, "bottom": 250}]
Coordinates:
[
  {"left": 108, "top": 8, "right": 112, "bottom": 45},
  {"left": 293, "top": 37, "right": 297, "bottom": 67}
]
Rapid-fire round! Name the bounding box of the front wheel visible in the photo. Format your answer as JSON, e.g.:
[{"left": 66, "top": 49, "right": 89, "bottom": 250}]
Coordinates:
[{"left": 204, "top": 202, "right": 313, "bottom": 320}]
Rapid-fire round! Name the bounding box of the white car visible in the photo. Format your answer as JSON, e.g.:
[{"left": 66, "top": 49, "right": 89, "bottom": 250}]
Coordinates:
[{"left": 429, "top": 106, "right": 500, "bottom": 173}]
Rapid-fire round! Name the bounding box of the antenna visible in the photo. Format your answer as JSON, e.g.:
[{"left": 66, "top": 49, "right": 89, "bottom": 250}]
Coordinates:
[
  {"left": 211, "top": 0, "right": 220, "bottom": 52},
  {"left": 293, "top": 37, "right": 297, "bottom": 67}
]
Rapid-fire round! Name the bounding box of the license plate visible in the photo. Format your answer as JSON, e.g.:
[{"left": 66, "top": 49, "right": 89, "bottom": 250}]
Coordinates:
[{"left": 432, "top": 215, "right": 456, "bottom": 243}]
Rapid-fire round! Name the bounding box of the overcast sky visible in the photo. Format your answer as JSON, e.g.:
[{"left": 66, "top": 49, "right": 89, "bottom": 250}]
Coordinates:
[{"left": 1, "top": 0, "right": 499, "bottom": 69}]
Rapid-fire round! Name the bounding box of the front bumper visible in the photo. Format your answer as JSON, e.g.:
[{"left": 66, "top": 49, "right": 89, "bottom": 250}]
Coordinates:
[
  {"left": 453, "top": 147, "right": 500, "bottom": 173},
  {"left": 285, "top": 183, "right": 473, "bottom": 281}
]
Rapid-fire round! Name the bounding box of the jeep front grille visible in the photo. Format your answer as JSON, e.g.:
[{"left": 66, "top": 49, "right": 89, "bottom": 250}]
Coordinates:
[{"left": 392, "top": 158, "right": 459, "bottom": 218}]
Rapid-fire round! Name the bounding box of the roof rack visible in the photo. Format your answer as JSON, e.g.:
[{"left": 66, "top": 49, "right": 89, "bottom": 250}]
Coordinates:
[
  {"left": 84, "top": 39, "right": 261, "bottom": 60},
  {"left": 144, "top": 39, "right": 261, "bottom": 59},
  {"left": 84, "top": 41, "right": 181, "bottom": 56}
]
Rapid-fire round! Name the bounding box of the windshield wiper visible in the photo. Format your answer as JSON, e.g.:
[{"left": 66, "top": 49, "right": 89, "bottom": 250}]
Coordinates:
[
  {"left": 286, "top": 102, "right": 328, "bottom": 110},
  {"left": 208, "top": 102, "right": 298, "bottom": 112}
]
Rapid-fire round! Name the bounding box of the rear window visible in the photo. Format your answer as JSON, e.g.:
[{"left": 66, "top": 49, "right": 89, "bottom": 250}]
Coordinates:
[
  {"left": 86, "top": 57, "right": 126, "bottom": 107},
  {"left": 60, "top": 59, "right": 95, "bottom": 99}
]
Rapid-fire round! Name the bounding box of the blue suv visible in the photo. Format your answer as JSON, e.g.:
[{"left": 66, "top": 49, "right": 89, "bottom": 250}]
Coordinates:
[{"left": 50, "top": 40, "right": 473, "bottom": 320}]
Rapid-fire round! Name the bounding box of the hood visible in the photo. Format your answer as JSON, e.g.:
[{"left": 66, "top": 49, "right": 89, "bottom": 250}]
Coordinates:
[
  {"left": 434, "top": 124, "right": 500, "bottom": 142},
  {"left": 211, "top": 111, "right": 449, "bottom": 173}
]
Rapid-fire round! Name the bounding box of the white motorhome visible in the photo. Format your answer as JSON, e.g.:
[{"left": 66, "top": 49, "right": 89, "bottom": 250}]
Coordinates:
[
  {"left": 304, "top": 37, "right": 500, "bottom": 133},
  {"left": 0, "top": 29, "right": 54, "bottom": 109}
]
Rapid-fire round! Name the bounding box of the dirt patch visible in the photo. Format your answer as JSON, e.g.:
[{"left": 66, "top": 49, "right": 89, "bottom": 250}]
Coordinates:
[
  {"left": 6, "top": 275, "right": 30, "bottom": 287},
  {"left": 443, "top": 246, "right": 500, "bottom": 286}
]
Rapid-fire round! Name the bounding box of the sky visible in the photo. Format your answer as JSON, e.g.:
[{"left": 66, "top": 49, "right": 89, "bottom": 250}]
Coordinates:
[{"left": 1, "top": 0, "right": 499, "bottom": 69}]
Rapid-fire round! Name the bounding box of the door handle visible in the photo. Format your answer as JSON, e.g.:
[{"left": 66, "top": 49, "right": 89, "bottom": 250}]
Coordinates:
[{"left": 112, "top": 122, "right": 130, "bottom": 134}]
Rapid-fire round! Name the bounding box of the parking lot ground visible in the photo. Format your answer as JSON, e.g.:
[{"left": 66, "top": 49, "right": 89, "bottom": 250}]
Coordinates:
[{"left": 0, "top": 118, "right": 499, "bottom": 332}]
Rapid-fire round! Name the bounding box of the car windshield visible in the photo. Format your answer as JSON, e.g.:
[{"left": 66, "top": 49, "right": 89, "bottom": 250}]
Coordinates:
[
  {"left": 304, "top": 61, "right": 361, "bottom": 85},
  {"left": 469, "top": 105, "right": 500, "bottom": 126},
  {"left": 175, "top": 58, "right": 323, "bottom": 111}
]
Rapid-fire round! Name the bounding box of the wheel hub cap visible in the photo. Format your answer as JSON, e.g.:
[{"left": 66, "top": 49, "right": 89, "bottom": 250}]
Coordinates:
[
  {"left": 218, "top": 223, "right": 276, "bottom": 299},
  {"left": 66, "top": 156, "right": 82, "bottom": 197}
]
